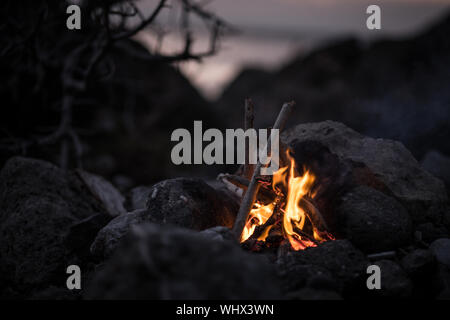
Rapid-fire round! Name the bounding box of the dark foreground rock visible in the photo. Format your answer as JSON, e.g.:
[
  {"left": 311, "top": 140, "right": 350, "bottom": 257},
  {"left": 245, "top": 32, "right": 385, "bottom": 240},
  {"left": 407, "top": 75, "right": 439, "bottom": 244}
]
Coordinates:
[
  {"left": 430, "top": 238, "right": 450, "bottom": 267},
  {"left": 90, "top": 209, "right": 149, "bottom": 258},
  {"left": 85, "top": 223, "right": 282, "bottom": 299},
  {"left": 372, "top": 260, "right": 413, "bottom": 298},
  {"left": 75, "top": 169, "right": 126, "bottom": 217},
  {"left": 146, "top": 178, "right": 239, "bottom": 229},
  {"left": 199, "top": 226, "right": 235, "bottom": 243},
  {"left": 277, "top": 240, "right": 368, "bottom": 297},
  {"left": 282, "top": 121, "right": 448, "bottom": 227},
  {"left": 126, "top": 186, "right": 152, "bottom": 211},
  {"left": 421, "top": 150, "right": 450, "bottom": 188},
  {"left": 0, "top": 157, "right": 115, "bottom": 298},
  {"left": 91, "top": 178, "right": 239, "bottom": 259},
  {"left": 401, "top": 249, "right": 435, "bottom": 277},
  {"left": 336, "top": 186, "right": 412, "bottom": 253}
]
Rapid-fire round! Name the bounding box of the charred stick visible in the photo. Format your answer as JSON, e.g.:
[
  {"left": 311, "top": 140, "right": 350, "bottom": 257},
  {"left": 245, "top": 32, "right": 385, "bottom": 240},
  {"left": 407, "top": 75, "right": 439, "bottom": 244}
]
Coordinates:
[
  {"left": 232, "top": 101, "right": 295, "bottom": 241},
  {"left": 367, "top": 251, "right": 397, "bottom": 260},
  {"left": 246, "top": 195, "right": 284, "bottom": 242},
  {"left": 292, "top": 226, "right": 320, "bottom": 246},
  {"left": 220, "top": 173, "right": 250, "bottom": 189},
  {"left": 219, "top": 173, "right": 275, "bottom": 201},
  {"left": 244, "top": 98, "right": 255, "bottom": 179},
  {"left": 300, "top": 196, "right": 329, "bottom": 231}
]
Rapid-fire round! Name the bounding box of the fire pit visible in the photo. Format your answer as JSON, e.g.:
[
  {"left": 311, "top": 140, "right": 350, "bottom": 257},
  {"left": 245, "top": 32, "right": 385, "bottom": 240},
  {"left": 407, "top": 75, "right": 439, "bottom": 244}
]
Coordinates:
[
  {"left": 218, "top": 100, "right": 335, "bottom": 252},
  {"left": 222, "top": 149, "right": 334, "bottom": 252}
]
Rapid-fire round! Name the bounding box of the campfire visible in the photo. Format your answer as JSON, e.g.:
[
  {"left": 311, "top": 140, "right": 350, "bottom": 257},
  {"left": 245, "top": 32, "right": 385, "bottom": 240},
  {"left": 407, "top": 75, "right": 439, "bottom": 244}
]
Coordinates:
[
  {"left": 220, "top": 100, "right": 335, "bottom": 251},
  {"left": 241, "top": 151, "right": 334, "bottom": 250}
]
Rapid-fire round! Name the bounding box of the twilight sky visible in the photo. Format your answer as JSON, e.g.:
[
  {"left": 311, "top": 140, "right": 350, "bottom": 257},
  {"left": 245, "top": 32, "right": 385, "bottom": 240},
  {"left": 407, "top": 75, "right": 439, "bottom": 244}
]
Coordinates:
[
  {"left": 138, "top": 0, "right": 450, "bottom": 99},
  {"left": 204, "top": 0, "right": 450, "bottom": 35}
]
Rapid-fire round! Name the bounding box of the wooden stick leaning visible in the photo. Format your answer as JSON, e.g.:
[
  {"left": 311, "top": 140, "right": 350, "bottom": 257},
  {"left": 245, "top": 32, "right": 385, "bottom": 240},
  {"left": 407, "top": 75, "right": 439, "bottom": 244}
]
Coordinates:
[
  {"left": 232, "top": 101, "right": 295, "bottom": 241},
  {"left": 218, "top": 173, "right": 276, "bottom": 202},
  {"left": 243, "top": 98, "right": 255, "bottom": 179}
]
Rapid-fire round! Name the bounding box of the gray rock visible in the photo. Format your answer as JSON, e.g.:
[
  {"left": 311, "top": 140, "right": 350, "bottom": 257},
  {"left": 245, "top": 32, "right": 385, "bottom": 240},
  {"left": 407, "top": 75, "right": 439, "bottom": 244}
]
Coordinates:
[
  {"left": 85, "top": 223, "right": 282, "bottom": 299},
  {"left": 75, "top": 169, "right": 126, "bottom": 217},
  {"left": 430, "top": 238, "right": 450, "bottom": 267},
  {"left": 91, "top": 178, "right": 239, "bottom": 259},
  {"left": 282, "top": 121, "right": 448, "bottom": 224},
  {"left": 421, "top": 150, "right": 450, "bottom": 186},
  {"left": 278, "top": 263, "right": 335, "bottom": 293},
  {"left": 425, "top": 202, "right": 450, "bottom": 228},
  {"left": 277, "top": 240, "right": 368, "bottom": 294},
  {"left": 199, "top": 226, "right": 235, "bottom": 243},
  {"left": 0, "top": 157, "right": 111, "bottom": 296},
  {"left": 65, "top": 213, "right": 113, "bottom": 259},
  {"left": 374, "top": 260, "right": 413, "bottom": 298},
  {"left": 400, "top": 249, "right": 435, "bottom": 276},
  {"left": 416, "top": 223, "right": 448, "bottom": 243},
  {"left": 146, "top": 178, "right": 239, "bottom": 230},
  {"left": 90, "top": 209, "right": 150, "bottom": 258},
  {"left": 126, "top": 186, "right": 152, "bottom": 211},
  {"left": 336, "top": 186, "right": 412, "bottom": 252}
]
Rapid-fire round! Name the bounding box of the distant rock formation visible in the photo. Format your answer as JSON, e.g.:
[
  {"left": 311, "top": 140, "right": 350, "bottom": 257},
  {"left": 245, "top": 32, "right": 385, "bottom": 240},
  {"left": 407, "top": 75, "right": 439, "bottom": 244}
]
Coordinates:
[{"left": 216, "top": 11, "right": 450, "bottom": 160}]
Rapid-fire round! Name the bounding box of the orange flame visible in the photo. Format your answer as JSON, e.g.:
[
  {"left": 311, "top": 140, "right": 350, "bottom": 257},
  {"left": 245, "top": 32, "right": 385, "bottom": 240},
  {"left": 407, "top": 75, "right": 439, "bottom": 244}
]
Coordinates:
[
  {"left": 241, "top": 202, "right": 274, "bottom": 242},
  {"left": 241, "top": 151, "right": 332, "bottom": 250}
]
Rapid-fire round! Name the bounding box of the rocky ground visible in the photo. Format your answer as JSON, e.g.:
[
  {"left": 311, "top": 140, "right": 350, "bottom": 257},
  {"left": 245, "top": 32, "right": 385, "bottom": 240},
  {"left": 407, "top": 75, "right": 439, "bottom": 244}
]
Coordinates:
[{"left": 0, "top": 121, "right": 449, "bottom": 300}]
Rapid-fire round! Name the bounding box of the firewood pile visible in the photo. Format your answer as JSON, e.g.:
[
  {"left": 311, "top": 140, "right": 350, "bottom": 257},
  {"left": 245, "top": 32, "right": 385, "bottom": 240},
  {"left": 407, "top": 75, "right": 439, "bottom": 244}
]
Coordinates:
[{"left": 219, "top": 99, "right": 334, "bottom": 252}]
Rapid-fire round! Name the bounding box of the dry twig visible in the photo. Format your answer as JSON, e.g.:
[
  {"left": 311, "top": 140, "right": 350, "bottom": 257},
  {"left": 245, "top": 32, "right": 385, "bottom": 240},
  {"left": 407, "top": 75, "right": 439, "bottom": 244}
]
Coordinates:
[{"left": 232, "top": 101, "right": 295, "bottom": 241}]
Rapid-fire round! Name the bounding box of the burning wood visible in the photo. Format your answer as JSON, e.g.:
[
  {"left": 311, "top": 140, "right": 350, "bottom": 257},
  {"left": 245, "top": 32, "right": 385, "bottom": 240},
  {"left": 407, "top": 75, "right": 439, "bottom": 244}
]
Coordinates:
[
  {"left": 225, "top": 99, "right": 334, "bottom": 251},
  {"left": 243, "top": 98, "right": 255, "bottom": 180},
  {"left": 231, "top": 101, "right": 295, "bottom": 241}
]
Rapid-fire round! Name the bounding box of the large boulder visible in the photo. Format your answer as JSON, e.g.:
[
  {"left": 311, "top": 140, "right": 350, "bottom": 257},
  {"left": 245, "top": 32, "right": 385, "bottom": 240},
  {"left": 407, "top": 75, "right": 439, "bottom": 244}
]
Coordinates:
[
  {"left": 421, "top": 150, "right": 450, "bottom": 189},
  {"left": 430, "top": 238, "right": 450, "bottom": 268},
  {"left": 277, "top": 240, "right": 368, "bottom": 297},
  {"left": 75, "top": 169, "right": 126, "bottom": 217},
  {"left": 85, "top": 223, "right": 281, "bottom": 299},
  {"left": 146, "top": 178, "right": 239, "bottom": 229},
  {"left": 126, "top": 186, "right": 153, "bottom": 211},
  {"left": 336, "top": 186, "right": 412, "bottom": 252},
  {"left": 91, "top": 209, "right": 151, "bottom": 258},
  {"left": 91, "top": 178, "right": 239, "bottom": 258},
  {"left": 401, "top": 249, "right": 435, "bottom": 277},
  {"left": 282, "top": 121, "right": 448, "bottom": 226},
  {"left": 0, "top": 157, "right": 116, "bottom": 297},
  {"left": 372, "top": 260, "right": 413, "bottom": 298}
]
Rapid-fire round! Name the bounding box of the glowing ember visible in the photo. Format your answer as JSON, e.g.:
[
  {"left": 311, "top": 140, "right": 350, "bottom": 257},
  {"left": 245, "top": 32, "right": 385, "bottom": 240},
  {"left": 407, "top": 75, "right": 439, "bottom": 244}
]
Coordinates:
[{"left": 240, "top": 151, "right": 334, "bottom": 250}]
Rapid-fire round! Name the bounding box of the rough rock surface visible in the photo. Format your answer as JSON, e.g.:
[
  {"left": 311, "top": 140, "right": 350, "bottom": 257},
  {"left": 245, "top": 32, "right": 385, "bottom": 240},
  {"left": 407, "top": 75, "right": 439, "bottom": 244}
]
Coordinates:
[
  {"left": 90, "top": 209, "right": 150, "bottom": 258},
  {"left": 91, "top": 178, "right": 239, "bottom": 258},
  {"left": 146, "top": 178, "right": 239, "bottom": 230},
  {"left": 85, "top": 223, "right": 282, "bottom": 299},
  {"left": 373, "top": 260, "right": 413, "bottom": 298},
  {"left": 126, "top": 186, "right": 152, "bottom": 211},
  {"left": 199, "top": 226, "right": 235, "bottom": 243},
  {"left": 0, "top": 157, "right": 112, "bottom": 297},
  {"left": 416, "top": 222, "right": 449, "bottom": 243},
  {"left": 430, "top": 238, "right": 450, "bottom": 267},
  {"left": 401, "top": 249, "right": 435, "bottom": 277},
  {"left": 76, "top": 169, "right": 126, "bottom": 217},
  {"left": 282, "top": 121, "right": 448, "bottom": 224},
  {"left": 421, "top": 150, "right": 450, "bottom": 188},
  {"left": 336, "top": 186, "right": 412, "bottom": 252},
  {"left": 277, "top": 240, "right": 368, "bottom": 296}
]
